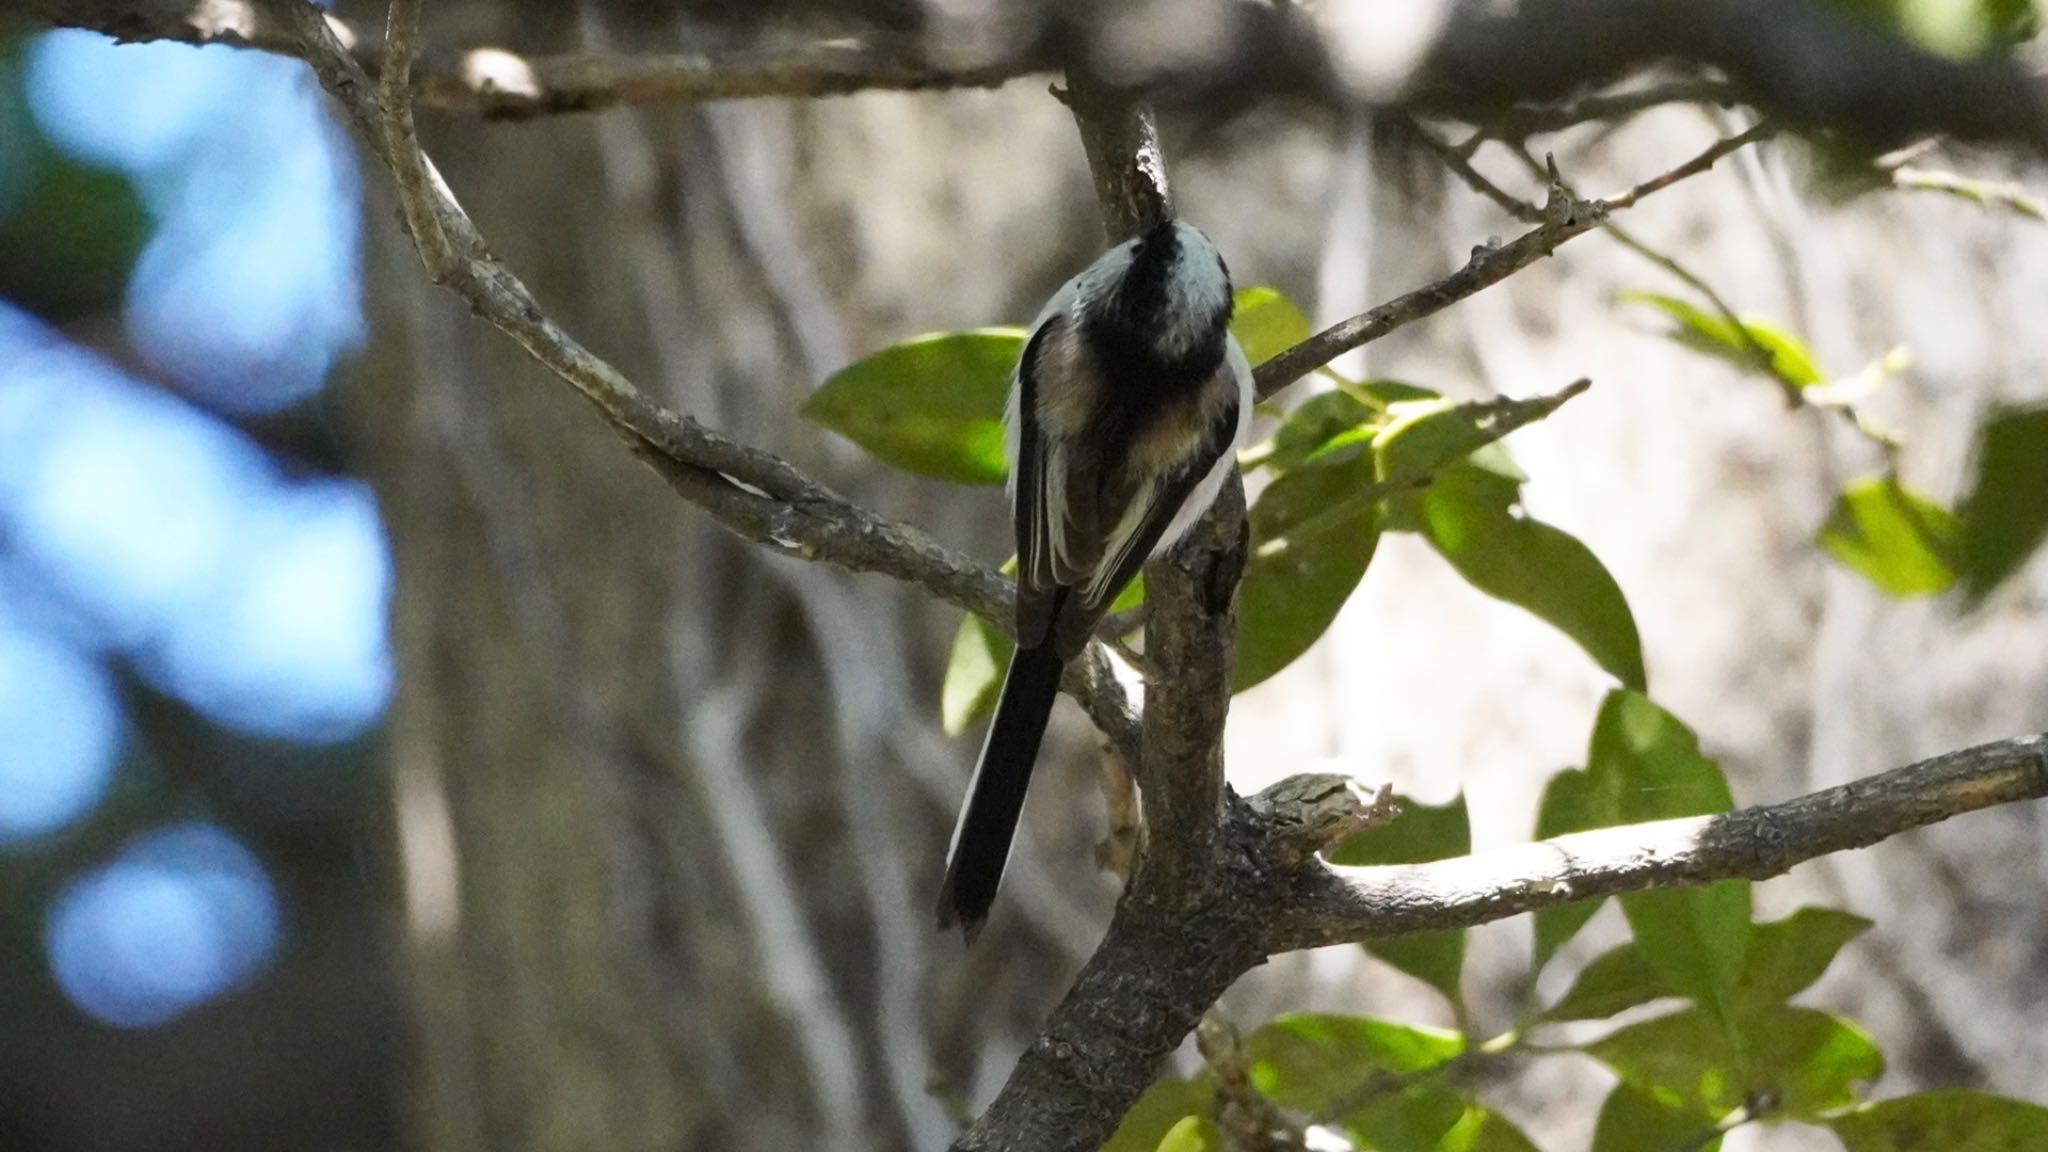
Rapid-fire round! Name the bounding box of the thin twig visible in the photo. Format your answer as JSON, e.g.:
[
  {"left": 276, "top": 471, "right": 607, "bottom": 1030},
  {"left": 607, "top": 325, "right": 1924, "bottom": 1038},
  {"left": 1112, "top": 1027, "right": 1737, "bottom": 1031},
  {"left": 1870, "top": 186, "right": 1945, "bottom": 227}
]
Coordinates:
[
  {"left": 1891, "top": 165, "right": 2048, "bottom": 222},
  {"left": 1399, "top": 117, "right": 1543, "bottom": 223},
  {"left": 1604, "top": 120, "right": 1779, "bottom": 209},
  {"left": 1481, "top": 77, "right": 1744, "bottom": 139},
  {"left": 376, "top": 0, "right": 453, "bottom": 271},
  {"left": 1254, "top": 119, "right": 1775, "bottom": 399},
  {"left": 1600, "top": 219, "right": 1803, "bottom": 406}
]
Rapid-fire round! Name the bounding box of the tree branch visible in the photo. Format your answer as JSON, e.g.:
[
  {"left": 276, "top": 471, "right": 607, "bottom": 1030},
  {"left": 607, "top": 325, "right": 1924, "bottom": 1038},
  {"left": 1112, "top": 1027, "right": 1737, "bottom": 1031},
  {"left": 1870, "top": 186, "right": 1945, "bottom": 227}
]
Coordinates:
[
  {"left": 1061, "top": 72, "right": 1172, "bottom": 241},
  {"left": 26, "top": 0, "right": 2048, "bottom": 160},
  {"left": 265, "top": 0, "right": 1151, "bottom": 753},
  {"left": 963, "top": 727, "right": 2048, "bottom": 1151},
  {"left": 1253, "top": 119, "right": 1771, "bottom": 398},
  {"left": 17, "top": 0, "right": 1045, "bottom": 117},
  {"left": 1272, "top": 732, "right": 2048, "bottom": 951}
]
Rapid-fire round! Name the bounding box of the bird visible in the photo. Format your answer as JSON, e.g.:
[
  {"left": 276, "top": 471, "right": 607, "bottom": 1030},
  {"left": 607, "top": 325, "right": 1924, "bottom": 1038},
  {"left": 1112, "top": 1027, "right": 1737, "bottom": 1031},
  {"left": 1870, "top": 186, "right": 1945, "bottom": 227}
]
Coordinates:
[{"left": 936, "top": 217, "right": 1254, "bottom": 940}]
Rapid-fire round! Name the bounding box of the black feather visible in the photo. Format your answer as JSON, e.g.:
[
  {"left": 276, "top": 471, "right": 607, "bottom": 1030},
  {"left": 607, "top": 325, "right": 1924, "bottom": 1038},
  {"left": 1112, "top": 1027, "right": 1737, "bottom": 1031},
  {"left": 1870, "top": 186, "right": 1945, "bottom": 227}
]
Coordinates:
[{"left": 935, "top": 638, "right": 1067, "bottom": 940}]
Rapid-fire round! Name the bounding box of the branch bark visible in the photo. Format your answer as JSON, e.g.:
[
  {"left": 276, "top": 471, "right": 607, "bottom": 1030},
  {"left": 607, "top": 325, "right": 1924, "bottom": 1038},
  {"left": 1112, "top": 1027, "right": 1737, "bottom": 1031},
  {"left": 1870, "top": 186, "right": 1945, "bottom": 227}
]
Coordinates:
[
  {"left": 26, "top": 0, "right": 2048, "bottom": 157},
  {"left": 1274, "top": 732, "right": 2048, "bottom": 951},
  {"left": 964, "top": 725, "right": 2048, "bottom": 1151},
  {"left": 262, "top": 0, "right": 1158, "bottom": 755}
]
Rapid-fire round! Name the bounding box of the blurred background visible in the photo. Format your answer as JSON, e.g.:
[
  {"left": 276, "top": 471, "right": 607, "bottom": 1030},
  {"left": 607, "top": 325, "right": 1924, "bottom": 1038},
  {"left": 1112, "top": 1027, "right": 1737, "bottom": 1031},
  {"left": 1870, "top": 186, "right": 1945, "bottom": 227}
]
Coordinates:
[{"left": 2, "top": 3, "right": 2046, "bottom": 1152}]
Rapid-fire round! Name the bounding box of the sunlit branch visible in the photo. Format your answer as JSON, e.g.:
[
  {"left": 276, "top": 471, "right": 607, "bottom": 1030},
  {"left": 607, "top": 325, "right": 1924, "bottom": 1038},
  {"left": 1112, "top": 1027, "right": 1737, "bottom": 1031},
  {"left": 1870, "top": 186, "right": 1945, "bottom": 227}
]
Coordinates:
[
  {"left": 1275, "top": 732, "right": 2048, "bottom": 950},
  {"left": 1891, "top": 165, "right": 2048, "bottom": 223}
]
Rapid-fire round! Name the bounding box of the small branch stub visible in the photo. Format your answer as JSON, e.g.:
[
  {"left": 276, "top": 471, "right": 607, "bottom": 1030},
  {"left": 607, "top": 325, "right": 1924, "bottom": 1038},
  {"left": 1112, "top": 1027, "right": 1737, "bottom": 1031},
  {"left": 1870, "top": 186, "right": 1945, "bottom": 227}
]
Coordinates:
[{"left": 1251, "top": 774, "right": 1398, "bottom": 867}]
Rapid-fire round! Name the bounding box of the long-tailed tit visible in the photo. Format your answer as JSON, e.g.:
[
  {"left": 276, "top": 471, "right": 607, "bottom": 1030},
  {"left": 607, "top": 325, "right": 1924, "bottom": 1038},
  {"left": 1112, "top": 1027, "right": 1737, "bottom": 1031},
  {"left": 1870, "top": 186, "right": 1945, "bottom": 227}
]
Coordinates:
[{"left": 936, "top": 218, "right": 1254, "bottom": 939}]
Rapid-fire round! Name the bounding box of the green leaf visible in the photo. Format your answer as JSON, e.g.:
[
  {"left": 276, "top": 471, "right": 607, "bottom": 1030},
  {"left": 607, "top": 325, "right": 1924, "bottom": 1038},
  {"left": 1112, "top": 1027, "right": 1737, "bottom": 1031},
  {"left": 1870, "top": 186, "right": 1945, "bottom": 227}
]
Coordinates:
[
  {"left": 1831, "top": 1089, "right": 2048, "bottom": 1151},
  {"left": 1234, "top": 451, "right": 1382, "bottom": 691},
  {"left": 1232, "top": 286, "right": 1313, "bottom": 368},
  {"left": 0, "top": 132, "right": 150, "bottom": 321},
  {"left": 1442, "top": 1107, "right": 1544, "bottom": 1152},
  {"left": 1592, "top": 1084, "right": 1725, "bottom": 1152},
  {"left": 1154, "top": 1115, "right": 1223, "bottom": 1152},
  {"left": 1591, "top": 1006, "right": 1882, "bottom": 1120},
  {"left": 1543, "top": 942, "right": 1670, "bottom": 1022},
  {"left": 1622, "top": 882, "right": 1752, "bottom": 1035},
  {"left": 1417, "top": 468, "right": 1647, "bottom": 690},
  {"left": 1339, "top": 1083, "right": 1472, "bottom": 1152},
  {"left": 940, "top": 613, "right": 1012, "bottom": 735},
  {"left": 1548, "top": 905, "right": 1870, "bottom": 1023},
  {"left": 803, "top": 328, "right": 1024, "bottom": 485},
  {"left": 1959, "top": 405, "right": 2048, "bottom": 606},
  {"left": 1594, "top": 690, "right": 1733, "bottom": 824},
  {"left": 1738, "top": 907, "right": 1872, "bottom": 1009},
  {"left": 1102, "top": 1074, "right": 1212, "bottom": 1152},
  {"left": 1343, "top": 1098, "right": 1541, "bottom": 1152},
  {"left": 1265, "top": 391, "right": 1380, "bottom": 473},
  {"left": 1591, "top": 1010, "right": 1745, "bottom": 1120},
  {"left": 1371, "top": 389, "right": 1585, "bottom": 492},
  {"left": 1243, "top": 1014, "right": 1463, "bottom": 1117},
  {"left": 1757, "top": 1010, "right": 1885, "bottom": 1116},
  {"left": 1623, "top": 291, "right": 1825, "bottom": 391},
  {"left": 1531, "top": 766, "right": 1618, "bottom": 970},
  {"left": 1819, "top": 475, "right": 1962, "bottom": 598},
  {"left": 1827, "top": 0, "right": 2040, "bottom": 58},
  {"left": 1588, "top": 691, "right": 1750, "bottom": 1033},
  {"left": 1331, "top": 795, "right": 1472, "bottom": 1004},
  {"left": 1356, "top": 379, "right": 1446, "bottom": 407},
  {"left": 1256, "top": 381, "right": 1453, "bottom": 476}
]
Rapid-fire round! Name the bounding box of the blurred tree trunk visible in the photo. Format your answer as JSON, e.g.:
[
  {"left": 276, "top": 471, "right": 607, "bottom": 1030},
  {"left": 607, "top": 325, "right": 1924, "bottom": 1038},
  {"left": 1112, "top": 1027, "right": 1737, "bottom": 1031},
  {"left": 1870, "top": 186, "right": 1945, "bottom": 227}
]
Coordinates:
[
  {"left": 351, "top": 113, "right": 728, "bottom": 1152},
  {"left": 337, "top": 7, "right": 1113, "bottom": 1150},
  {"left": 346, "top": 18, "right": 847, "bottom": 1150}
]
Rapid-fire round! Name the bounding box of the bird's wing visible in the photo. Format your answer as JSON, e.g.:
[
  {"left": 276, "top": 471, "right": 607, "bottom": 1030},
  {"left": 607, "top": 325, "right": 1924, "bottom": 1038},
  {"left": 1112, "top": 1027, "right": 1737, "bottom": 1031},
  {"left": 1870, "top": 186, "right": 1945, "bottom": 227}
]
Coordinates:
[
  {"left": 1045, "top": 390, "right": 1242, "bottom": 659},
  {"left": 1088, "top": 405, "right": 1240, "bottom": 612},
  {"left": 1011, "top": 313, "right": 1063, "bottom": 648}
]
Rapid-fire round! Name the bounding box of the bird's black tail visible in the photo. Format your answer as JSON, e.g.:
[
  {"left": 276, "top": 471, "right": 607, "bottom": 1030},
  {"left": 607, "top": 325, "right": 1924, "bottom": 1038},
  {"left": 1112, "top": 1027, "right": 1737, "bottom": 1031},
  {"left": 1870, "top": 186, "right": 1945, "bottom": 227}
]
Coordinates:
[{"left": 936, "top": 642, "right": 1065, "bottom": 940}]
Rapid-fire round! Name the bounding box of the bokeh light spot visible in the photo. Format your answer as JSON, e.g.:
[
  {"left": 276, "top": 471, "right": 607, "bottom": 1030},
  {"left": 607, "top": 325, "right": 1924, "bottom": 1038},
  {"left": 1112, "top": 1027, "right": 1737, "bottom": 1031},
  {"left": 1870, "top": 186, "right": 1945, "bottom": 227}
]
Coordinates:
[
  {"left": 26, "top": 29, "right": 364, "bottom": 414},
  {"left": 141, "top": 480, "right": 395, "bottom": 742},
  {"left": 0, "top": 306, "right": 393, "bottom": 744},
  {"left": 25, "top": 31, "right": 238, "bottom": 174},
  {"left": 0, "top": 617, "right": 122, "bottom": 844},
  {"left": 46, "top": 822, "right": 282, "bottom": 1029}
]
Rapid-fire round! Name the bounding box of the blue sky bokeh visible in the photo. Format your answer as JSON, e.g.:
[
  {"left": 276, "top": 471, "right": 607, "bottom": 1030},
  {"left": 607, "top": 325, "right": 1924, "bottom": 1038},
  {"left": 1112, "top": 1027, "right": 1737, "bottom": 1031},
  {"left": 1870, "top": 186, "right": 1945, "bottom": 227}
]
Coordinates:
[{"left": 1, "top": 28, "right": 382, "bottom": 1028}]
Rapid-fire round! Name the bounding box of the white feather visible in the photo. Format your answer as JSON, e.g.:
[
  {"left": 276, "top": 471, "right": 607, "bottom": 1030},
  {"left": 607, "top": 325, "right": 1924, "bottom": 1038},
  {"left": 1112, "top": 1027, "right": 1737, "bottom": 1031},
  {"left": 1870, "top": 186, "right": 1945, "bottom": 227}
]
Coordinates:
[{"left": 1154, "top": 332, "right": 1255, "bottom": 551}]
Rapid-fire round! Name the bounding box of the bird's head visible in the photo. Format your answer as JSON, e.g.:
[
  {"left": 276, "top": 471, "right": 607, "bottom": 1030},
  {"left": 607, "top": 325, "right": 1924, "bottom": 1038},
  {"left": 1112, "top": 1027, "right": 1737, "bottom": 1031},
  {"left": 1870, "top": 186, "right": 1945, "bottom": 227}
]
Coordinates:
[{"left": 1078, "top": 218, "right": 1234, "bottom": 371}]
